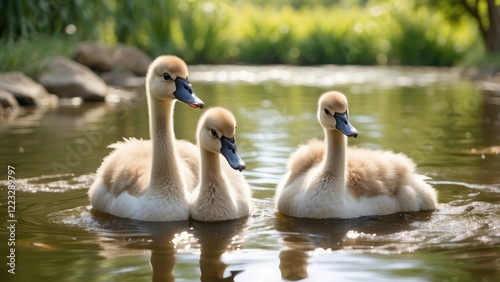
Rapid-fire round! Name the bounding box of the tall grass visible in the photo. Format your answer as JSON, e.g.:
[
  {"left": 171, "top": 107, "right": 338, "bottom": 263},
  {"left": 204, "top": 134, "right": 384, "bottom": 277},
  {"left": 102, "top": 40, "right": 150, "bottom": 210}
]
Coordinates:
[
  {"left": 108, "top": 0, "right": 231, "bottom": 64},
  {"left": 388, "top": 5, "right": 477, "bottom": 66},
  {"left": 223, "top": 3, "right": 478, "bottom": 66},
  {"left": 174, "top": 1, "right": 231, "bottom": 63},
  {"left": 294, "top": 6, "right": 379, "bottom": 65},
  {"left": 0, "top": 0, "right": 110, "bottom": 40},
  {"left": 231, "top": 5, "right": 296, "bottom": 64},
  {"left": 0, "top": 35, "right": 77, "bottom": 77},
  {"left": 0, "top": 0, "right": 481, "bottom": 70}
]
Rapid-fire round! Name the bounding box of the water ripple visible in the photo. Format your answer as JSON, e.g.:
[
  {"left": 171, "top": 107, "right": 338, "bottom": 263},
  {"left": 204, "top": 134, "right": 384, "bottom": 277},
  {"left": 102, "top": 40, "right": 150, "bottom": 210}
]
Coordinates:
[
  {"left": 430, "top": 180, "right": 500, "bottom": 193},
  {"left": 0, "top": 173, "right": 94, "bottom": 193}
]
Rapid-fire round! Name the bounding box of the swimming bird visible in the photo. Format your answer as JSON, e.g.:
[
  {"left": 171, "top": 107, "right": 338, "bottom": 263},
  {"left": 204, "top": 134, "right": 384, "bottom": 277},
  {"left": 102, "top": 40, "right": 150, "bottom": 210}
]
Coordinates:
[
  {"left": 275, "top": 91, "right": 437, "bottom": 219},
  {"left": 189, "top": 107, "right": 251, "bottom": 221},
  {"left": 88, "top": 55, "right": 204, "bottom": 221}
]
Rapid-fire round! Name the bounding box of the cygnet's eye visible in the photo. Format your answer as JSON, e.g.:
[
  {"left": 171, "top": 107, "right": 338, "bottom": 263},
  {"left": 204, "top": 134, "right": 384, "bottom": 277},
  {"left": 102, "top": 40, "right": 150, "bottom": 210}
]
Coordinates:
[
  {"left": 324, "top": 108, "right": 331, "bottom": 115},
  {"left": 210, "top": 129, "right": 218, "bottom": 137},
  {"left": 163, "top": 73, "right": 171, "bottom": 80}
]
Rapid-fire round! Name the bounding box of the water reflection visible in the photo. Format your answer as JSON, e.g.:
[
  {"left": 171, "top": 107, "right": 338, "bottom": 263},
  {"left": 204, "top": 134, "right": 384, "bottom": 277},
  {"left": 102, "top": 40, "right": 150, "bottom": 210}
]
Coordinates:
[
  {"left": 89, "top": 211, "right": 188, "bottom": 282},
  {"left": 274, "top": 212, "right": 433, "bottom": 280},
  {"left": 481, "top": 90, "right": 500, "bottom": 148},
  {"left": 88, "top": 211, "right": 248, "bottom": 282},
  {"left": 190, "top": 218, "right": 247, "bottom": 282}
]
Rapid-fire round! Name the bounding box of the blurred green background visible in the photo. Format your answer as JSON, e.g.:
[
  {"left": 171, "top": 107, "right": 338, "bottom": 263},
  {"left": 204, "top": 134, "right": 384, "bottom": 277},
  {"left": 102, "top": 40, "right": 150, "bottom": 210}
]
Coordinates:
[{"left": 1, "top": 0, "right": 498, "bottom": 75}]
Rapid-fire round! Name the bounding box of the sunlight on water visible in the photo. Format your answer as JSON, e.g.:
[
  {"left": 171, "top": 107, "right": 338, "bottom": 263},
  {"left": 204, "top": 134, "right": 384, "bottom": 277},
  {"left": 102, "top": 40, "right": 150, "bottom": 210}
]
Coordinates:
[
  {"left": 0, "top": 173, "right": 95, "bottom": 193},
  {"left": 189, "top": 65, "right": 460, "bottom": 88}
]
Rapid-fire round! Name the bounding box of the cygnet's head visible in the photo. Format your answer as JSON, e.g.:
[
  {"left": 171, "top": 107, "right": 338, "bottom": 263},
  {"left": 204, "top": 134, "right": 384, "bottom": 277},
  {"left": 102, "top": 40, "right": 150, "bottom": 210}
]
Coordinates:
[
  {"left": 197, "top": 107, "right": 246, "bottom": 171},
  {"left": 146, "top": 55, "right": 204, "bottom": 108},
  {"left": 317, "top": 91, "right": 358, "bottom": 138}
]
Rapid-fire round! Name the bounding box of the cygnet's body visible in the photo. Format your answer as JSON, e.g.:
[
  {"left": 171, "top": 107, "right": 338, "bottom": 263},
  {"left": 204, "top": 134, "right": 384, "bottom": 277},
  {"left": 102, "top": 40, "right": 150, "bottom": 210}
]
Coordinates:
[
  {"left": 189, "top": 107, "right": 251, "bottom": 221},
  {"left": 88, "top": 55, "right": 204, "bottom": 221},
  {"left": 275, "top": 91, "right": 437, "bottom": 219}
]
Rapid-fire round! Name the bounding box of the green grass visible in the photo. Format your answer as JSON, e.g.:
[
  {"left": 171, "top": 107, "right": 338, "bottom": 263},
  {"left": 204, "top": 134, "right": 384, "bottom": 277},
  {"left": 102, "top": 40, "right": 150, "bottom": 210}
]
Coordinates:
[{"left": 0, "top": 34, "right": 78, "bottom": 77}]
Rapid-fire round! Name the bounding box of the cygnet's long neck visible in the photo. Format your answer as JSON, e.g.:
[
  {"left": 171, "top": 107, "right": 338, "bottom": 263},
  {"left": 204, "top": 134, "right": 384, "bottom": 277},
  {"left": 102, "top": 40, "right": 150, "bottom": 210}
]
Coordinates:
[
  {"left": 322, "top": 129, "right": 347, "bottom": 193},
  {"left": 148, "top": 94, "right": 184, "bottom": 195},
  {"left": 199, "top": 148, "right": 231, "bottom": 203},
  {"left": 199, "top": 149, "right": 225, "bottom": 195}
]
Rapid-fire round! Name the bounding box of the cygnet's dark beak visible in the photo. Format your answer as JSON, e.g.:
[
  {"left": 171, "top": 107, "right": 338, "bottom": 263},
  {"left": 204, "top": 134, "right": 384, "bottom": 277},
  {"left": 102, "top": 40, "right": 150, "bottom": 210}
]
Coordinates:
[
  {"left": 174, "top": 77, "right": 204, "bottom": 109},
  {"left": 220, "top": 136, "right": 246, "bottom": 171},
  {"left": 334, "top": 111, "right": 358, "bottom": 138}
]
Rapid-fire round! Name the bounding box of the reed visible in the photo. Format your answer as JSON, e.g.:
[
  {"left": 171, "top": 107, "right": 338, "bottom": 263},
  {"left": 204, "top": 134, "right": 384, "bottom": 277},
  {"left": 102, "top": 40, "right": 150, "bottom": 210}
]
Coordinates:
[
  {"left": 387, "top": 6, "right": 477, "bottom": 66},
  {"left": 293, "top": 6, "right": 379, "bottom": 65},
  {"left": 0, "top": 35, "right": 77, "bottom": 77},
  {"left": 0, "top": 0, "right": 481, "bottom": 69}
]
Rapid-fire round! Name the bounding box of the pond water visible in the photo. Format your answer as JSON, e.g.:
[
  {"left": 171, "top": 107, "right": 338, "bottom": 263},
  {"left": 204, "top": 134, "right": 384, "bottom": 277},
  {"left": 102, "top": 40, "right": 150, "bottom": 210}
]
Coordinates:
[{"left": 1, "top": 65, "right": 499, "bottom": 282}]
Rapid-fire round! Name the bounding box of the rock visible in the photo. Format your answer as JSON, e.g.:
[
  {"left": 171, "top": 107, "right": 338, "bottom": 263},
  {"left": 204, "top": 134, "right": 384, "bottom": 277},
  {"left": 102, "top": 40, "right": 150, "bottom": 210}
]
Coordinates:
[
  {"left": 38, "top": 57, "right": 109, "bottom": 102},
  {"left": 74, "top": 42, "right": 114, "bottom": 72},
  {"left": 0, "top": 72, "right": 57, "bottom": 106},
  {"left": 0, "top": 90, "right": 20, "bottom": 109},
  {"left": 100, "top": 71, "right": 145, "bottom": 89},
  {"left": 113, "top": 44, "right": 151, "bottom": 76},
  {"left": 0, "top": 90, "right": 20, "bottom": 119},
  {"left": 74, "top": 42, "right": 151, "bottom": 76}
]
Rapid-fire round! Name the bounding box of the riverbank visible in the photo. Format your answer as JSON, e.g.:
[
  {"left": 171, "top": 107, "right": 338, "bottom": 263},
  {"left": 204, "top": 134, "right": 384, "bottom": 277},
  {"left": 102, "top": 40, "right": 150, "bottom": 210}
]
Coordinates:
[{"left": 0, "top": 34, "right": 498, "bottom": 122}]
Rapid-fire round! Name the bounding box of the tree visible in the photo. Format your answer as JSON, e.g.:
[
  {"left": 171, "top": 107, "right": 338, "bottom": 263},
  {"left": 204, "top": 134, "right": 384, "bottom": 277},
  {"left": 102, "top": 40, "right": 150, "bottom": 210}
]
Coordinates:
[
  {"left": 419, "top": 0, "right": 500, "bottom": 53},
  {"left": 460, "top": 0, "right": 500, "bottom": 53}
]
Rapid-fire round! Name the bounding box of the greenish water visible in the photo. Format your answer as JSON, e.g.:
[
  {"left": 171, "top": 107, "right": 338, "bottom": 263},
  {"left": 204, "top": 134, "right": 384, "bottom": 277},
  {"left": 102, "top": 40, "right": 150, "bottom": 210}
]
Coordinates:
[{"left": 0, "top": 66, "right": 499, "bottom": 281}]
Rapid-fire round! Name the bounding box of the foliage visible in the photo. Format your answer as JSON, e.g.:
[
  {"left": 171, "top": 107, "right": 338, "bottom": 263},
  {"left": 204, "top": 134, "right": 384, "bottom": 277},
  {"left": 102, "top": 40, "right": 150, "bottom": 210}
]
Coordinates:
[
  {"left": 109, "top": 0, "right": 231, "bottom": 63},
  {"left": 174, "top": 1, "right": 231, "bottom": 63},
  {"left": 228, "top": 3, "right": 478, "bottom": 66},
  {"left": 414, "top": 0, "right": 500, "bottom": 53},
  {"left": 110, "top": 0, "right": 178, "bottom": 56},
  {"left": 0, "top": 0, "right": 110, "bottom": 40},
  {"left": 0, "top": 0, "right": 483, "bottom": 69},
  {"left": 232, "top": 5, "right": 296, "bottom": 64},
  {"left": 293, "top": 6, "right": 379, "bottom": 65},
  {"left": 0, "top": 35, "right": 77, "bottom": 77},
  {"left": 387, "top": 5, "right": 478, "bottom": 66}
]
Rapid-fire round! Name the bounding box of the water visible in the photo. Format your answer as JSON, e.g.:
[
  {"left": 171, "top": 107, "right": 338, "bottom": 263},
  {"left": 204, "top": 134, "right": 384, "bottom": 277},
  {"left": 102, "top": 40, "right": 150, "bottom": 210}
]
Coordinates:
[{"left": 1, "top": 66, "right": 499, "bottom": 281}]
